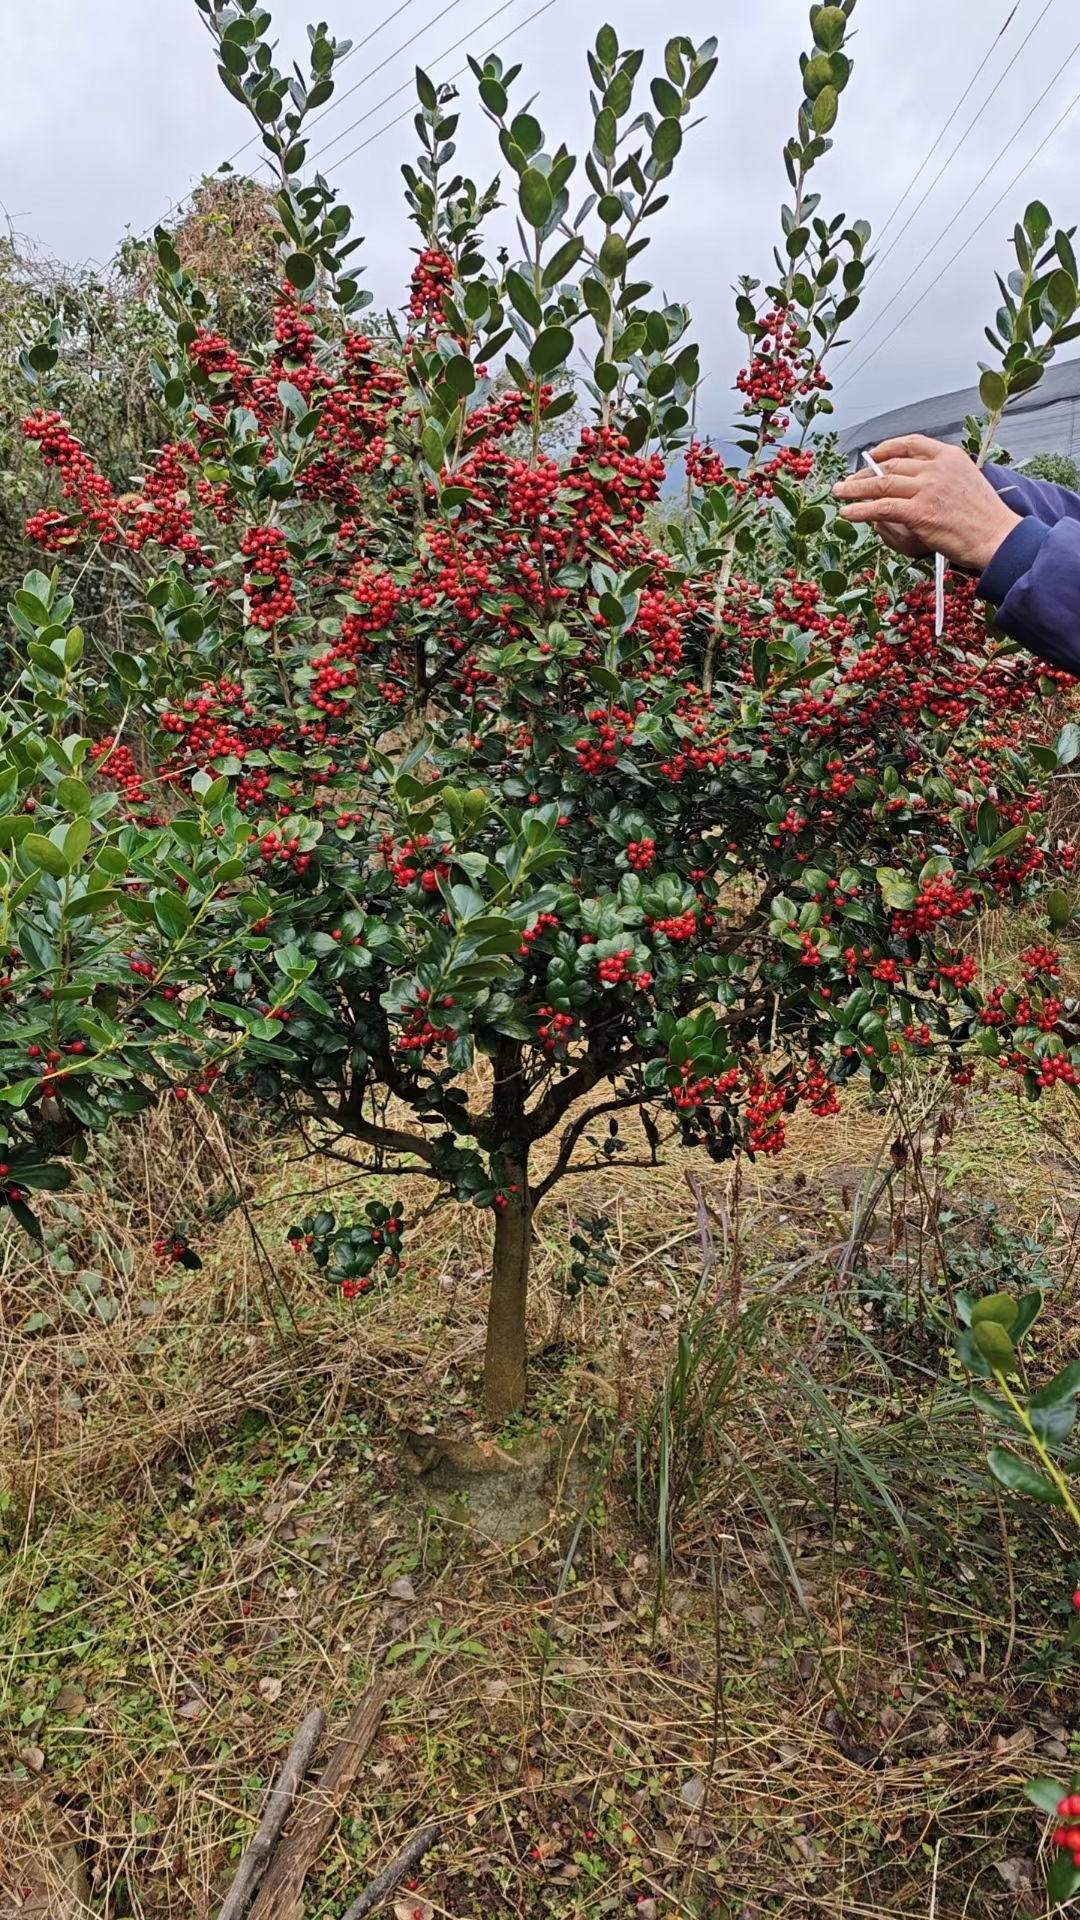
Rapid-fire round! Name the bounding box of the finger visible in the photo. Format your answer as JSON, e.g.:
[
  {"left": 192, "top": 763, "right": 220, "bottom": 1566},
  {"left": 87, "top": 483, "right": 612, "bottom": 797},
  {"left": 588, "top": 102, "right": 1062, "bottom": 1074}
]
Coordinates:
[
  {"left": 833, "top": 472, "right": 918, "bottom": 503},
  {"left": 869, "top": 434, "right": 944, "bottom": 463},
  {"left": 838, "top": 496, "right": 917, "bottom": 526}
]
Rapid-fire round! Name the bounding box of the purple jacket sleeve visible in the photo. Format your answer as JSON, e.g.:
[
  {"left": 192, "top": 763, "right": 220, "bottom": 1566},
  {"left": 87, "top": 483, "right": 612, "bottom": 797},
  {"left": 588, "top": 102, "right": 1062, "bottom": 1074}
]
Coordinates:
[{"left": 976, "top": 463, "right": 1080, "bottom": 677}]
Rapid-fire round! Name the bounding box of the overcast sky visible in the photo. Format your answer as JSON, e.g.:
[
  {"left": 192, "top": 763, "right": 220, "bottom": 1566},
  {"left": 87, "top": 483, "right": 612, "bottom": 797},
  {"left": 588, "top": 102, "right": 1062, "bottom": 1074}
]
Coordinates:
[{"left": 3, "top": 0, "right": 1080, "bottom": 441}]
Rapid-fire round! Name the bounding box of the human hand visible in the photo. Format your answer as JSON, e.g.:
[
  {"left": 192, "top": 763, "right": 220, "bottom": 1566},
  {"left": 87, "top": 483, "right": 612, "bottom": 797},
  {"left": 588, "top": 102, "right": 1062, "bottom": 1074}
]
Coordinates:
[{"left": 832, "top": 434, "right": 1022, "bottom": 572}]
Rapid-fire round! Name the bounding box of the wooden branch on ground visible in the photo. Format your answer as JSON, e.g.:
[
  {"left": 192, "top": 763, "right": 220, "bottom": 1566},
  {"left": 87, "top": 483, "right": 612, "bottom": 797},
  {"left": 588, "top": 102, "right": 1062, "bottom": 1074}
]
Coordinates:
[
  {"left": 339, "top": 1824, "right": 442, "bottom": 1919},
  {"left": 217, "top": 1708, "right": 326, "bottom": 1920},
  {"left": 248, "top": 1682, "right": 392, "bottom": 1920}
]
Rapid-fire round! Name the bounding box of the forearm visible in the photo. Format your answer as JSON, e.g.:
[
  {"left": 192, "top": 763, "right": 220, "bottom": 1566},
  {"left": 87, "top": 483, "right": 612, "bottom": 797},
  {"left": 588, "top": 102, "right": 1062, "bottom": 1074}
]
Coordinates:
[{"left": 977, "top": 514, "right": 1080, "bottom": 678}]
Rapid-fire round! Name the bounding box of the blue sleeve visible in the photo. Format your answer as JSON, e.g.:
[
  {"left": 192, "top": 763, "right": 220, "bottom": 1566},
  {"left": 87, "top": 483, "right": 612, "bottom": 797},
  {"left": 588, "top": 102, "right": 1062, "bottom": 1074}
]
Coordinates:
[
  {"left": 974, "top": 462, "right": 1080, "bottom": 676},
  {"left": 984, "top": 461, "right": 1080, "bottom": 526},
  {"left": 977, "top": 513, "right": 1080, "bottom": 678}
]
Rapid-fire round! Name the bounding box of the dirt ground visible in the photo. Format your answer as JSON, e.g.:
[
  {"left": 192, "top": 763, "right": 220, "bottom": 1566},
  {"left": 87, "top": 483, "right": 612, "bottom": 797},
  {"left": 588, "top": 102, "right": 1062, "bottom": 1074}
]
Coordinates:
[{"left": 2, "top": 1071, "right": 1079, "bottom": 1919}]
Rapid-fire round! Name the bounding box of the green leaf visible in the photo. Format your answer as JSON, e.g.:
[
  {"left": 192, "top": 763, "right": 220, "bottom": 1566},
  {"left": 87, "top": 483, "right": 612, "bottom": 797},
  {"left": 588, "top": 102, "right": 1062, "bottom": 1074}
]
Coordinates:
[
  {"left": 442, "top": 354, "right": 476, "bottom": 397},
  {"left": 1024, "top": 199, "right": 1052, "bottom": 248},
  {"left": 970, "top": 1292, "right": 1019, "bottom": 1332},
  {"left": 1046, "top": 267, "right": 1077, "bottom": 323},
  {"left": 598, "top": 232, "right": 628, "bottom": 278},
  {"left": 542, "top": 235, "right": 585, "bottom": 288},
  {"left": 421, "top": 424, "right": 445, "bottom": 472},
  {"left": 812, "top": 6, "right": 847, "bottom": 53},
  {"left": 1024, "top": 1777, "right": 1068, "bottom": 1815},
  {"left": 28, "top": 342, "right": 58, "bottom": 374},
  {"left": 1046, "top": 1849, "right": 1080, "bottom": 1904},
  {"left": 0, "top": 815, "right": 37, "bottom": 850},
  {"left": 1056, "top": 721, "right": 1080, "bottom": 767},
  {"left": 530, "top": 327, "right": 573, "bottom": 376},
  {"left": 1048, "top": 888, "right": 1073, "bottom": 930},
  {"left": 505, "top": 269, "right": 543, "bottom": 328},
  {"left": 415, "top": 64, "right": 438, "bottom": 111},
  {"left": 23, "top": 833, "right": 70, "bottom": 878},
  {"left": 979, "top": 369, "right": 1007, "bottom": 412},
  {"left": 153, "top": 890, "right": 192, "bottom": 941},
  {"left": 652, "top": 119, "right": 682, "bottom": 167},
  {"left": 519, "top": 169, "right": 554, "bottom": 229},
  {"left": 811, "top": 85, "right": 839, "bottom": 134},
  {"left": 971, "top": 1320, "right": 1017, "bottom": 1371},
  {"left": 987, "top": 1446, "right": 1063, "bottom": 1504},
  {"left": 284, "top": 251, "right": 316, "bottom": 290}
]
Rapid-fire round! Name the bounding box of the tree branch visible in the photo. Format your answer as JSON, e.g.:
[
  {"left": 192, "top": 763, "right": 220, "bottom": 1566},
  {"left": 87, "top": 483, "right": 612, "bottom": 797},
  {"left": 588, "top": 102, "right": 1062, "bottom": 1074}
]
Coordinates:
[{"left": 532, "top": 1091, "right": 649, "bottom": 1202}]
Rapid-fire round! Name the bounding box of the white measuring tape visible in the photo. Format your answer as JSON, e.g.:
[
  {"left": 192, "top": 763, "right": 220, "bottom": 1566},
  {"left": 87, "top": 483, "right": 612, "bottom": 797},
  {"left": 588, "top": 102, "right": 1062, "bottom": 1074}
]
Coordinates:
[{"left": 862, "top": 450, "right": 945, "bottom": 637}]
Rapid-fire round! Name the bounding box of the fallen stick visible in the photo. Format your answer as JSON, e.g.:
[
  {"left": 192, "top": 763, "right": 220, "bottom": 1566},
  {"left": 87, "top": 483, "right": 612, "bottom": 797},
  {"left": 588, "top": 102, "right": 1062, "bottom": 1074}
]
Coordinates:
[
  {"left": 217, "top": 1707, "right": 326, "bottom": 1920},
  {"left": 249, "top": 1681, "right": 392, "bottom": 1920},
  {"left": 339, "top": 1824, "right": 442, "bottom": 1920}
]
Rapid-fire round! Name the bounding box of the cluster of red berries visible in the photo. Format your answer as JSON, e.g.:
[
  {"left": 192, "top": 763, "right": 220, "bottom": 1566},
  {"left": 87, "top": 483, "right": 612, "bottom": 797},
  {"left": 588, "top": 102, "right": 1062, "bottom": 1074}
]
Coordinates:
[
  {"left": 409, "top": 248, "right": 455, "bottom": 320},
  {"left": 671, "top": 1063, "right": 740, "bottom": 1111},
  {"left": 891, "top": 873, "right": 975, "bottom": 937},
  {"left": 23, "top": 410, "right": 120, "bottom": 548},
  {"left": 536, "top": 1007, "right": 575, "bottom": 1054},
  {"left": 154, "top": 1232, "right": 191, "bottom": 1265},
  {"left": 240, "top": 527, "right": 297, "bottom": 630},
  {"left": 596, "top": 947, "right": 633, "bottom": 986},
  {"left": 518, "top": 912, "right": 560, "bottom": 959},
  {"left": 626, "top": 838, "right": 656, "bottom": 872},
  {"left": 91, "top": 737, "right": 148, "bottom": 814},
  {"left": 745, "top": 1072, "right": 790, "bottom": 1155},
  {"left": 649, "top": 910, "right": 696, "bottom": 943},
  {"left": 1021, "top": 943, "right": 1062, "bottom": 982},
  {"left": 575, "top": 707, "right": 635, "bottom": 775},
  {"left": 253, "top": 829, "right": 312, "bottom": 878},
  {"left": 397, "top": 990, "right": 456, "bottom": 1057}
]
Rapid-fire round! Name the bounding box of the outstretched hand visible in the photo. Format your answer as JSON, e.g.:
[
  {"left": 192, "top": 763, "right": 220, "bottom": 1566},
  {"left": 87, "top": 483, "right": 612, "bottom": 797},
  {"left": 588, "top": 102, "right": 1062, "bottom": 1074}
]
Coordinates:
[{"left": 832, "top": 434, "right": 1022, "bottom": 573}]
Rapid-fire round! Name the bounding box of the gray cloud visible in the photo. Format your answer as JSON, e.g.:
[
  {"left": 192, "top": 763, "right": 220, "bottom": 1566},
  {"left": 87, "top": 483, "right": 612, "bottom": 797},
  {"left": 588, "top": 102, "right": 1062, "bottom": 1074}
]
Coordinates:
[{"left": 3, "top": 0, "right": 1079, "bottom": 443}]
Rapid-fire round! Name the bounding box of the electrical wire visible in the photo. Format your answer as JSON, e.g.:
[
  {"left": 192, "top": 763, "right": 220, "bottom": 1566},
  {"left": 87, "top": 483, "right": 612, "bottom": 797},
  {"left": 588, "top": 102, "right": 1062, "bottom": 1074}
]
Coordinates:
[
  {"left": 329, "top": 0, "right": 560, "bottom": 172},
  {"left": 147, "top": 0, "right": 428, "bottom": 233},
  {"left": 305, "top": 0, "right": 527, "bottom": 168},
  {"left": 873, "top": 0, "right": 1027, "bottom": 247},
  {"left": 835, "top": 78, "right": 1080, "bottom": 396},
  {"left": 835, "top": 29, "right": 1080, "bottom": 372},
  {"left": 867, "top": 0, "right": 1057, "bottom": 285}
]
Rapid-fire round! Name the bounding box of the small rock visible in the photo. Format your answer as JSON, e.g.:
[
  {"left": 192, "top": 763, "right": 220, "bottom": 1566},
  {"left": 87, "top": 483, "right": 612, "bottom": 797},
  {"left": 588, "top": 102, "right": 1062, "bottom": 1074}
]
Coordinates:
[
  {"left": 1037, "top": 1709, "right": 1068, "bottom": 1740},
  {"left": 176, "top": 1698, "right": 203, "bottom": 1720},
  {"left": 481, "top": 1679, "right": 509, "bottom": 1707},
  {"left": 634, "top": 1902, "right": 658, "bottom": 1919},
  {"left": 388, "top": 1575, "right": 416, "bottom": 1603},
  {"left": 1040, "top": 1738, "right": 1069, "bottom": 1762},
  {"left": 991, "top": 1727, "right": 1035, "bottom": 1755},
  {"left": 680, "top": 1773, "right": 706, "bottom": 1807},
  {"left": 993, "top": 1856, "right": 1035, "bottom": 1894},
  {"left": 19, "top": 1746, "right": 45, "bottom": 1773},
  {"left": 257, "top": 1676, "right": 283, "bottom": 1704}
]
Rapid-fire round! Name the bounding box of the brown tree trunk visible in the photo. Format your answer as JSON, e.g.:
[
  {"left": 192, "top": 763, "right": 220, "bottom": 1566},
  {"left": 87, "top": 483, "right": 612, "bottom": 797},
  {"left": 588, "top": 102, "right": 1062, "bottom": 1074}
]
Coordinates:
[{"left": 483, "top": 1153, "right": 532, "bottom": 1417}]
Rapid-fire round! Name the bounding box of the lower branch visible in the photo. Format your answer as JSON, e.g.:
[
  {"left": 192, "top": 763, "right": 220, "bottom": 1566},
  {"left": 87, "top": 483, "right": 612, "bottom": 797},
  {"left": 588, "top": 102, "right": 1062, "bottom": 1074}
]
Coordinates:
[{"left": 532, "top": 1092, "right": 650, "bottom": 1203}]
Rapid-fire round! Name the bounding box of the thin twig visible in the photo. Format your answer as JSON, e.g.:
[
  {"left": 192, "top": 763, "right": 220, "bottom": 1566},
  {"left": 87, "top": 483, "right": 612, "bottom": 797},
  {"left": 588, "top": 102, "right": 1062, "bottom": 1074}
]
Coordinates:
[
  {"left": 339, "top": 1824, "right": 441, "bottom": 1919},
  {"left": 217, "top": 1708, "right": 326, "bottom": 1920}
]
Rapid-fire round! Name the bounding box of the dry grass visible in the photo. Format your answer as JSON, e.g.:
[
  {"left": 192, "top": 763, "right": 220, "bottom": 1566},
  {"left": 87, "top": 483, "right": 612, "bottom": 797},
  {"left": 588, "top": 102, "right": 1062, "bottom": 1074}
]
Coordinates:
[{"left": 2, "top": 1073, "right": 1080, "bottom": 1918}]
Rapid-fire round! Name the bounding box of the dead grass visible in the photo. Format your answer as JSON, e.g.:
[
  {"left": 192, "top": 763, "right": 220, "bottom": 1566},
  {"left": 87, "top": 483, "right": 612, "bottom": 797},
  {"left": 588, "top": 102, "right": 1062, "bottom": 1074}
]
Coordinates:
[{"left": 2, "top": 1073, "right": 1080, "bottom": 1918}]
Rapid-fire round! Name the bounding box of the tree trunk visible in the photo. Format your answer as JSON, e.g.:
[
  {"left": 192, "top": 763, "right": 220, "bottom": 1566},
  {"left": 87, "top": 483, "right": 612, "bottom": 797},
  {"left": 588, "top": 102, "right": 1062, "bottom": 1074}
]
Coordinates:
[{"left": 483, "top": 1154, "right": 532, "bottom": 1417}]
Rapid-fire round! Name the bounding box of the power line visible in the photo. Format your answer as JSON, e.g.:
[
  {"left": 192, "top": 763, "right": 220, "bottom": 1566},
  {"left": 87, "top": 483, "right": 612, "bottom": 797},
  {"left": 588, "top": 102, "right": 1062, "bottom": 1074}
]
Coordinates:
[
  {"left": 329, "top": 0, "right": 560, "bottom": 172},
  {"left": 835, "top": 29, "right": 1080, "bottom": 373},
  {"left": 867, "top": 0, "right": 1058, "bottom": 286},
  {"left": 305, "top": 0, "right": 528, "bottom": 169},
  {"left": 873, "top": 0, "right": 1027, "bottom": 248},
  {"left": 272, "top": 0, "right": 472, "bottom": 163},
  {"left": 835, "top": 78, "right": 1080, "bottom": 395},
  {"left": 148, "top": 0, "right": 427, "bottom": 233}
]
